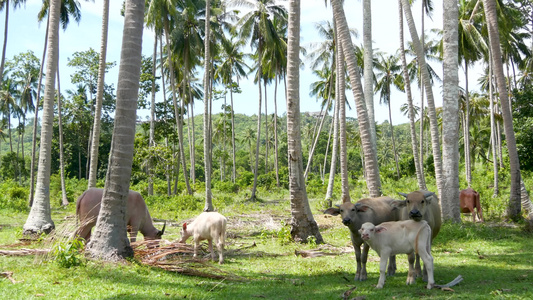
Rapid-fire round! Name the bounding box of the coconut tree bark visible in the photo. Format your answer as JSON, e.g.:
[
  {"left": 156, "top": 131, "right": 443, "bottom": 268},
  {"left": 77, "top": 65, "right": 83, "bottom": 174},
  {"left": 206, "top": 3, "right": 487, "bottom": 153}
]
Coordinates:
[
  {"left": 85, "top": 0, "right": 145, "bottom": 261},
  {"left": 204, "top": 0, "right": 214, "bottom": 211},
  {"left": 325, "top": 97, "right": 339, "bottom": 206},
  {"left": 482, "top": 0, "right": 522, "bottom": 220},
  {"left": 398, "top": 0, "right": 426, "bottom": 190},
  {"left": 441, "top": 0, "right": 461, "bottom": 222},
  {"left": 286, "top": 0, "right": 323, "bottom": 243},
  {"left": 362, "top": 0, "right": 377, "bottom": 159},
  {"left": 336, "top": 38, "right": 350, "bottom": 203},
  {"left": 22, "top": 0, "right": 60, "bottom": 235},
  {"left": 88, "top": 0, "right": 110, "bottom": 189},
  {"left": 331, "top": 0, "right": 381, "bottom": 197},
  {"left": 56, "top": 65, "right": 68, "bottom": 206},
  {"left": 401, "top": 0, "right": 443, "bottom": 197},
  {"left": 148, "top": 34, "right": 158, "bottom": 196}
]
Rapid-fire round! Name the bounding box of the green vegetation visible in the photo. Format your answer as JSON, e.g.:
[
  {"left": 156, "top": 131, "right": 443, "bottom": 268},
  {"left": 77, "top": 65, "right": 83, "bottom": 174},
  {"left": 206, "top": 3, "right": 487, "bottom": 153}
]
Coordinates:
[{"left": 1, "top": 173, "right": 532, "bottom": 299}]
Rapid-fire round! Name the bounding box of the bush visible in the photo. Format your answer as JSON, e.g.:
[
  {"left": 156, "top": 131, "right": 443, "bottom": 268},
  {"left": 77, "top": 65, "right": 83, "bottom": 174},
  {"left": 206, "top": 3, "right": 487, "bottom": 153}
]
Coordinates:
[
  {"left": 0, "top": 181, "right": 28, "bottom": 212},
  {"left": 145, "top": 194, "right": 203, "bottom": 213},
  {"left": 52, "top": 238, "right": 85, "bottom": 268},
  {"left": 214, "top": 181, "right": 239, "bottom": 193}
]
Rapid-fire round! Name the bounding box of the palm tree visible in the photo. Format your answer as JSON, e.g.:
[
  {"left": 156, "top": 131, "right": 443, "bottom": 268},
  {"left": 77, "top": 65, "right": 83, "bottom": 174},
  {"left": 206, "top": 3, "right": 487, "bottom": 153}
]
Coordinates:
[
  {"left": 203, "top": 0, "right": 214, "bottom": 211},
  {"left": 482, "top": 0, "right": 522, "bottom": 221},
  {"left": 441, "top": 0, "right": 461, "bottom": 222},
  {"left": 331, "top": 0, "right": 382, "bottom": 197},
  {"left": 398, "top": 0, "right": 426, "bottom": 190},
  {"left": 286, "top": 0, "right": 323, "bottom": 244},
  {"left": 22, "top": 0, "right": 61, "bottom": 236},
  {"left": 0, "top": 0, "right": 26, "bottom": 87},
  {"left": 401, "top": 0, "right": 443, "bottom": 196},
  {"left": 216, "top": 34, "right": 249, "bottom": 184},
  {"left": 85, "top": 0, "right": 145, "bottom": 260},
  {"left": 374, "top": 52, "right": 402, "bottom": 179},
  {"left": 87, "top": 0, "right": 110, "bottom": 189},
  {"left": 145, "top": 0, "right": 193, "bottom": 195},
  {"left": 231, "top": 0, "right": 287, "bottom": 200}
]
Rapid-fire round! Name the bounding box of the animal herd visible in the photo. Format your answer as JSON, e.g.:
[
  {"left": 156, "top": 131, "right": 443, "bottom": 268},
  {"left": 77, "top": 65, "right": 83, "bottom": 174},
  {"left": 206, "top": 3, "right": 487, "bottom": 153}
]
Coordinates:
[{"left": 74, "top": 187, "right": 484, "bottom": 288}]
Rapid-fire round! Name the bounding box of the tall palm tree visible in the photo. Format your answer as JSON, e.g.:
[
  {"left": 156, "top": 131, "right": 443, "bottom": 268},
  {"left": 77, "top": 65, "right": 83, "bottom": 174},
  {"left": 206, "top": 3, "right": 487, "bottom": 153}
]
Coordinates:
[
  {"left": 362, "top": 0, "right": 377, "bottom": 163},
  {"left": 231, "top": 0, "right": 287, "bottom": 200},
  {"left": 85, "top": 0, "right": 145, "bottom": 260},
  {"left": 482, "top": 0, "right": 522, "bottom": 221},
  {"left": 203, "top": 0, "right": 214, "bottom": 211},
  {"left": 22, "top": 0, "right": 61, "bottom": 236},
  {"left": 145, "top": 0, "right": 193, "bottom": 195},
  {"left": 398, "top": 0, "right": 426, "bottom": 190},
  {"left": 401, "top": 0, "right": 443, "bottom": 196},
  {"left": 331, "top": 0, "right": 382, "bottom": 197},
  {"left": 441, "top": 0, "right": 461, "bottom": 222},
  {"left": 374, "top": 52, "right": 402, "bottom": 179},
  {"left": 286, "top": 0, "right": 323, "bottom": 244},
  {"left": 0, "top": 0, "right": 26, "bottom": 87},
  {"left": 88, "top": 0, "right": 110, "bottom": 188}
]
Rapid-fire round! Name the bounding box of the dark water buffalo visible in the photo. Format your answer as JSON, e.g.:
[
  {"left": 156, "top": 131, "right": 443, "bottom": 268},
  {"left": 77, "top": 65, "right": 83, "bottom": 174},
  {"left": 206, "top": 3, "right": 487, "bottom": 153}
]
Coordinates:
[
  {"left": 460, "top": 188, "right": 484, "bottom": 222},
  {"left": 76, "top": 188, "right": 165, "bottom": 242},
  {"left": 394, "top": 190, "right": 441, "bottom": 281},
  {"left": 324, "top": 196, "right": 401, "bottom": 281}
]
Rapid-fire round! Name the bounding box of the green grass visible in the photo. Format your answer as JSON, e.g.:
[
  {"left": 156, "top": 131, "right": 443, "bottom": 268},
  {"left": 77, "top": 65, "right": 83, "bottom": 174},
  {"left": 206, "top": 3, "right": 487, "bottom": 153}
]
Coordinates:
[{"left": 1, "top": 192, "right": 532, "bottom": 299}]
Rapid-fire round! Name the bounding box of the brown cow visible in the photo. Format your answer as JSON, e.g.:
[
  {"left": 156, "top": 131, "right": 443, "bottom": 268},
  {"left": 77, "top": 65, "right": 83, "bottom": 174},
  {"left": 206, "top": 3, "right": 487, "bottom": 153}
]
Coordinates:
[
  {"left": 359, "top": 220, "right": 434, "bottom": 289},
  {"left": 76, "top": 188, "right": 165, "bottom": 242},
  {"left": 394, "top": 190, "right": 441, "bottom": 281},
  {"left": 324, "top": 197, "right": 401, "bottom": 281},
  {"left": 460, "top": 188, "right": 484, "bottom": 222}
]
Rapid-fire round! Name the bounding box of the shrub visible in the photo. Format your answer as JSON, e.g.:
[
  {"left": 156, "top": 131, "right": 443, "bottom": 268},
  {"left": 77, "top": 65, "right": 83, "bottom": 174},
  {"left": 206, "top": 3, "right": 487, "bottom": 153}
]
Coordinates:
[
  {"left": 0, "top": 181, "right": 28, "bottom": 212},
  {"left": 52, "top": 238, "right": 85, "bottom": 268},
  {"left": 214, "top": 181, "right": 239, "bottom": 193}
]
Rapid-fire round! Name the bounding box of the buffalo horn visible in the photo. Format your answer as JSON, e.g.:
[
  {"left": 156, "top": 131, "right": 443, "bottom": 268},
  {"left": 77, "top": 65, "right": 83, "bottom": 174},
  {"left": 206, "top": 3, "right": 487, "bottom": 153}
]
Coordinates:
[{"left": 399, "top": 192, "right": 408, "bottom": 198}]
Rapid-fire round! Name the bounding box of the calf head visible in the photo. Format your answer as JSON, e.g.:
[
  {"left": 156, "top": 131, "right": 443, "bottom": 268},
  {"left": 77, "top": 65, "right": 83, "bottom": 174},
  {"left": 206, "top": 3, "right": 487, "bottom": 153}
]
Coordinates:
[
  {"left": 397, "top": 191, "right": 435, "bottom": 221},
  {"left": 358, "top": 222, "right": 387, "bottom": 241},
  {"left": 179, "top": 222, "right": 191, "bottom": 243},
  {"left": 324, "top": 202, "right": 373, "bottom": 226}
]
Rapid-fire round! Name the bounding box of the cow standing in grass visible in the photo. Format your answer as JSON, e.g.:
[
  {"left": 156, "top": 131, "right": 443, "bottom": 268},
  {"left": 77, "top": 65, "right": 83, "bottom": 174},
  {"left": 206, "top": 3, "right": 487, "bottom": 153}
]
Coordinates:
[{"left": 179, "top": 212, "right": 227, "bottom": 264}]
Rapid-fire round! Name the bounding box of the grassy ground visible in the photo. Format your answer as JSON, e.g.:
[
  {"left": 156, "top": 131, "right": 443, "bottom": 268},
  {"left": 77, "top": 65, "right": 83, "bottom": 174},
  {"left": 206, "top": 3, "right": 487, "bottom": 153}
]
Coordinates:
[{"left": 1, "top": 192, "right": 532, "bottom": 300}]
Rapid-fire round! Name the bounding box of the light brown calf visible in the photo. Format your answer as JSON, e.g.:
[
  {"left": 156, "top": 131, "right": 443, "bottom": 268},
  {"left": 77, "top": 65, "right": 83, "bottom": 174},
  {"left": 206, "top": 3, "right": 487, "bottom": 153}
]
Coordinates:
[
  {"left": 359, "top": 220, "right": 434, "bottom": 289},
  {"left": 179, "top": 212, "right": 227, "bottom": 264}
]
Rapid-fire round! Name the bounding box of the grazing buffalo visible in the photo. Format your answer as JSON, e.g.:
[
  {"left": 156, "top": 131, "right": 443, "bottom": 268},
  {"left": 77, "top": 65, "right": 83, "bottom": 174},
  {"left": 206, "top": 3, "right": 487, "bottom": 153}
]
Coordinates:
[
  {"left": 394, "top": 190, "right": 441, "bottom": 281},
  {"left": 324, "top": 197, "right": 401, "bottom": 281},
  {"left": 460, "top": 188, "right": 484, "bottom": 222},
  {"left": 359, "top": 220, "right": 434, "bottom": 289},
  {"left": 76, "top": 188, "right": 165, "bottom": 242},
  {"left": 179, "top": 212, "right": 227, "bottom": 264}
]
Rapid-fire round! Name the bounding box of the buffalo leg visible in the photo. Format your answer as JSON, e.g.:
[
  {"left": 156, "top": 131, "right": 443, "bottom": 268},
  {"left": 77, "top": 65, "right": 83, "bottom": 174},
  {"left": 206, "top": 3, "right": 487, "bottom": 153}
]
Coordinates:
[
  {"left": 406, "top": 252, "right": 416, "bottom": 285},
  {"left": 376, "top": 250, "right": 391, "bottom": 288},
  {"left": 387, "top": 255, "right": 397, "bottom": 276}
]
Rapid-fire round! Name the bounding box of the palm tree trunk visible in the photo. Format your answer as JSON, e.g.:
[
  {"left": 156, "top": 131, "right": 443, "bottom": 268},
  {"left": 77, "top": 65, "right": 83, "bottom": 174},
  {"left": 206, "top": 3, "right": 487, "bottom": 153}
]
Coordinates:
[
  {"left": 274, "top": 75, "right": 280, "bottom": 187},
  {"left": 23, "top": 0, "right": 60, "bottom": 236},
  {"left": 464, "top": 63, "right": 471, "bottom": 187},
  {"left": 337, "top": 39, "right": 350, "bottom": 203},
  {"left": 388, "top": 101, "right": 401, "bottom": 179},
  {"left": 325, "top": 97, "right": 339, "bottom": 205},
  {"left": 264, "top": 80, "right": 269, "bottom": 174},
  {"left": 164, "top": 19, "right": 192, "bottom": 195},
  {"left": 230, "top": 88, "right": 236, "bottom": 184},
  {"left": 0, "top": 0, "right": 10, "bottom": 87},
  {"left": 398, "top": 0, "right": 426, "bottom": 189},
  {"left": 332, "top": 0, "right": 382, "bottom": 197},
  {"left": 250, "top": 73, "right": 262, "bottom": 200},
  {"left": 203, "top": 0, "right": 213, "bottom": 211},
  {"left": 304, "top": 98, "right": 330, "bottom": 180},
  {"left": 489, "top": 56, "right": 499, "bottom": 196},
  {"left": 56, "top": 64, "right": 68, "bottom": 206},
  {"left": 148, "top": 33, "right": 158, "bottom": 196},
  {"left": 363, "top": 0, "right": 378, "bottom": 160},
  {"left": 483, "top": 0, "right": 522, "bottom": 220},
  {"left": 286, "top": 0, "right": 323, "bottom": 244},
  {"left": 442, "top": 0, "right": 461, "bottom": 222},
  {"left": 85, "top": 0, "right": 145, "bottom": 260},
  {"left": 401, "top": 0, "right": 443, "bottom": 197},
  {"left": 88, "top": 0, "right": 110, "bottom": 189}
]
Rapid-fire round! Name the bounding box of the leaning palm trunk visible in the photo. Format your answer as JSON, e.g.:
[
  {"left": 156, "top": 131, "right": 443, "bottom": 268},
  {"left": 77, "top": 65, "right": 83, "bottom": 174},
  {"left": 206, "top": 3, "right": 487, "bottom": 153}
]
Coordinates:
[
  {"left": 441, "top": 0, "right": 461, "bottom": 222},
  {"left": 56, "top": 66, "right": 68, "bottom": 206},
  {"left": 88, "top": 0, "right": 110, "bottom": 189},
  {"left": 398, "top": 0, "right": 426, "bottom": 189},
  {"left": 85, "top": 0, "right": 145, "bottom": 261},
  {"left": 148, "top": 34, "right": 158, "bottom": 196},
  {"left": 337, "top": 40, "right": 350, "bottom": 203},
  {"left": 325, "top": 97, "right": 339, "bottom": 206},
  {"left": 331, "top": 0, "right": 381, "bottom": 197},
  {"left": 464, "top": 63, "right": 472, "bottom": 187},
  {"left": 230, "top": 87, "right": 236, "bottom": 183},
  {"left": 23, "top": 0, "right": 61, "bottom": 235},
  {"left": 304, "top": 98, "right": 330, "bottom": 180},
  {"left": 203, "top": 0, "right": 213, "bottom": 211},
  {"left": 363, "top": 0, "right": 378, "bottom": 159},
  {"left": 286, "top": 0, "right": 323, "bottom": 244},
  {"left": 489, "top": 55, "right": 499, "bottom": 196},
  {"left": 483, "top": 0, "right": 522, "bottom": 220},
  {"left": 273, "top": 76, "right": 280, "bottom": 187},
  {"left": 401, "top": 0, "right": 443, "bottom": 197}
]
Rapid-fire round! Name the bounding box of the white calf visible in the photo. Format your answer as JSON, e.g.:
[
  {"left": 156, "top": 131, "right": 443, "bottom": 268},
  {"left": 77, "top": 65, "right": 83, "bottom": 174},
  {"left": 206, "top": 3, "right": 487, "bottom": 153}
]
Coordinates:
[
  {"left": 179, "top": 212, "right": 227, "bottom": 264},
  {"left": 359, "top": 220, "right": 434, "bottom": 289}
]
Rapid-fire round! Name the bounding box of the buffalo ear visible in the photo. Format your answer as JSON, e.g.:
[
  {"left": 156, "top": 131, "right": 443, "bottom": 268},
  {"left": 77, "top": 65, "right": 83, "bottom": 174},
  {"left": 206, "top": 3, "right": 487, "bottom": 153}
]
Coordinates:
[
  {"left": 324, "top": 207, "right": 340, "bottom": 216},
  {"left": 375, "top": 226, "right": 388, "bottom": 234},
  {"left": 355, "top": 203, "right": 371, "bottom": 212},
  {"left": 390, "top": 200, "right": 406, "bottom": 209},
  {"left": 182, "top": 223, "right": 187, "bottom": 231},
  {"left": 424, "top": 191, "right": 436, "bottom": 203}
]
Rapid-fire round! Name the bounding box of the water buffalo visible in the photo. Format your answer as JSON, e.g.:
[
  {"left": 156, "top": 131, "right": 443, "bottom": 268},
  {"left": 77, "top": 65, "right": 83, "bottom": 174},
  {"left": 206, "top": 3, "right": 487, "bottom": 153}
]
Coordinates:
[
  {"left": 324, "top": 197, "right": 401, "bottom": 281},
  {"left": 460, "top": 188, "right": 484, "bottom": 222},
  {"left": 179, "top": 212, "right": 227, "bottom": 264},
  {"left": 359, "top": 220, "right": 434, "bottom": 289},
  {"left": 394, "top": 190, "right": 441, "bottom": 281},
  {"left": 75, "top": 188, "right": 165, "bottom": 242}
]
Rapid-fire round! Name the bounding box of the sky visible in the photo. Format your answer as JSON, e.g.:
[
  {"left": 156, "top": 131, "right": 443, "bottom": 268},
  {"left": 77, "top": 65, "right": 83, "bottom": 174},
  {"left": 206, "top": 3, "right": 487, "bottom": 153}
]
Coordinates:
[{"left": 0, "top": 0, "right": 485, "bottom": 125}]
